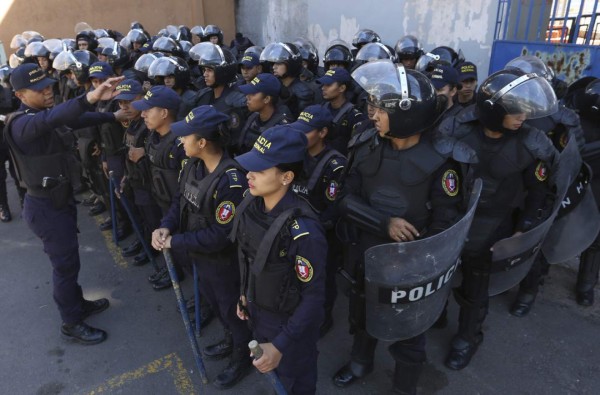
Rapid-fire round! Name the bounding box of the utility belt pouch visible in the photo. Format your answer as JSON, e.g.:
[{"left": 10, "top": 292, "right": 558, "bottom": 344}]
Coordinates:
[{"left": 44, "top": 176, "right": 71, "bottom": 210}]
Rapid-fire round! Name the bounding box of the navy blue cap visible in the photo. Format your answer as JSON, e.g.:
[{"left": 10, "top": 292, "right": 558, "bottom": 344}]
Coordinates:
[
  {"left": 238, "top": 73, "right": 281, "bottom": 97},
  {"left": 429, "top": 64, "right": 460, "bottom": 89},
  {"left": 240, "top": 53, "right": 260, "bottom": 67},
  {"left": 316, "top": 68, "right": 352, "bottom": 85},
  {"left": 88, "top": 62, "right": 113, "bottom": 80},
  {"left": 10, "top": 63, "right": 56, "bottom": 91},
  {"left": 457, "top": 61, "right": 478, "bottom": 81},
  {"left": 114, "top": 79, "right": 144, "bottom": 101},
  {"left": 171, "top": 105, "right": 230, "bottom": 138},
  {"left": 289, "top": 105, "right": 334, "bottom": 133},
  {"left": 235, "top": 125, "right": 308, "bottom": 171},
  {"left": 132, "top": 85, "right": 181, "bottom": 110}
]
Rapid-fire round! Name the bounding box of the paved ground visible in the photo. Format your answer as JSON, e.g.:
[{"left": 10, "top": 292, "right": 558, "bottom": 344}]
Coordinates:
[{"left": 0, "top": 177, "right": 599, "bottom": 395}]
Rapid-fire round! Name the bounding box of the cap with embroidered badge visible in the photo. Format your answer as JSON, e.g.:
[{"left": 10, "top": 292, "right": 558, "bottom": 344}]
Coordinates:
[
  {"left": 171, "top": 105, "right": 230, "bottom": 138},
  {"left": 457, "top": 61, "right": 478, "bottom": 81},
  {"left": 289, "top": 104, "right": 334, "bottom": 133},
  {"left": 238, "top": 73, "right": 281, "bottom": 97},
  {"left": 240, "top": 52, "right": 260, "bottom": 68},
  {"left": 429, "top": 64, "right": 460, "bottom": 89},
  {"left": 10, "top": 63, "right": 56, "bottom": 91},
  {"left": 235, "top": 125, "right": 308, "bottom": 171},
  {"left": 114, "top": 79, "right": 144, "bottom": 101},
  {"left": 131, "top": 85, "right": 181, "bottom": 110},
  {"left": 88, "top": 61, "right": 114, "bottom": 80},
  {"left": 316, "top": 67, "right": 352, "bottom": 85}
]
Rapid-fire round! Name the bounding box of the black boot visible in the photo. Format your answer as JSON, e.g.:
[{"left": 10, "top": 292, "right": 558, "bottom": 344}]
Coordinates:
[
  {"left": 212, "top": 347, "right": 252, "bottom": 389},
  {"left": 510, "top": 291, "right": 536, "bottom": 317},
  {"left": 203, "top": 330, "right": 233, "bottom": 360},
  {"left": 332, "top": 330, "right": 377, "bottom": 388},
  {"left": 0, "top": 204, "right": 11, "bottom": 222},
  {"left": 61, "top": 322, "right": 107, "bottom": 345},
  {"left": 576, "top": 242, "right": 600, "bottom": 306},
  {"left": 392, "top": 360, "right": 423, "bottom": 395}
]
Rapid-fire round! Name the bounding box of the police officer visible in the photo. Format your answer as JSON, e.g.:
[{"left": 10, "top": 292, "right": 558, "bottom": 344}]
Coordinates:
[
  {"left": 233, "top": 125, "right": 327, "bottom": 394},
  {"left": 237, "top": 73, "right": 291, "bottom": 154},
  {"left": 429, "top": 64, "right": 463, "bottom": 121},
  {"left": 260, "top": 42, "right": 315, "bottom": 118},
  {"left": 237, "top": 52, "right": 262, "bottom": 87},
  {"left": 455, "top": 61, "right": 478, "bottom": 108},
  {"left": 4, "top": 63, "right": 124, "bottom": 344},
  {"left": 323, "top": 41, "right": 354, "bottom": 72},
  {"left": 438, "top": 69, "right": 559, "bottom": 370},
  {"left": 147, "top": 55, "right": 197, "bottom": 121},
  {"left": 288, "top": 105, "right": 347, "bottom": 336},
  {"left": 316, "top": 68, "right": 365, "bottom": 155},
  {"left": 152, "top": 106, "right": 253, "bottom": 389},
  {"left": 132, "top": 85, "right": 187, "bottom": 289},
  {"left": 350, "top": 29, "right": 382, "bottom": 57},
  {"left": 190, "top": 42, "right": 248, "bottom": 153},
  {"left": 114, "top": 79, "right": 162, "bottom": 264},
  {"left": 394, "top": 35, "right": 424, "bottom": 70},
  {"left": 565, "top": 78, "right": 600, "bottom": 306},
  {"left": 333, "top": 60, "right": 468, "bottom": 394}
]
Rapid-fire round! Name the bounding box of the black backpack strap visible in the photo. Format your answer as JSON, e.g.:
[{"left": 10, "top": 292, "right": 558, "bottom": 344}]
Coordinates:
[
  {"left": 306, "top": 149, "right": 341, "bottom": 191},
  {"left": 229, "top": 193, "right": 255, "bottom": 242},
  {"left": 332, "top": 101, "right": 355, "bottom": 125}
]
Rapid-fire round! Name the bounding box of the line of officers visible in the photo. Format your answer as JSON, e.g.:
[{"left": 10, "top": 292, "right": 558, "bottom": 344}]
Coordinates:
[{"left": 3, "top": 24, "right": 600, "bottom": 395}]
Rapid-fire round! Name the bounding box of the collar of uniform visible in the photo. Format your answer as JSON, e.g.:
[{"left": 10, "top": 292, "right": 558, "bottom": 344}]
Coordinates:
[{"left": 263, "top": 189, "right": 298, "bottom": 217}]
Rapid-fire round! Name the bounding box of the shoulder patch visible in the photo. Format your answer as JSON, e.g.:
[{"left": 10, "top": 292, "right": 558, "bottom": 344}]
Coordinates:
[
  {"left": 289, "top": 218, "right": 310, "bottom": 240},
  {"left": 328, "top": 157, "right": 345, "bottom": 173},
  {"left": 226, "top": 168, "right": 243, "bottom": 188},
  {"left": 535, "top": 162, "right": 548, "bottom": 181},
  {"left": 442, "top": 169, "right": 460, "bottom": 197},
  {"left": 216, "top": 201, "right": 236, "bottom": 224},
  {"left": 325, "top": 180, "right": 339, "bottom": 201},
  {"left": 295, "top": 255, "right": 314, "bottom": 282}
]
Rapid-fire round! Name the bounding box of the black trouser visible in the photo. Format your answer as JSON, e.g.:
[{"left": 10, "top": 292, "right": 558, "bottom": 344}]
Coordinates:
[
  {"left": 577, "top": 231, "right": 600, "bottom": 293},
  {"left": 515, "top": 253, "right": 546, "bottom": 299},
  {"left": 0, "top": 146, "right": 25, "bottom": 206}
]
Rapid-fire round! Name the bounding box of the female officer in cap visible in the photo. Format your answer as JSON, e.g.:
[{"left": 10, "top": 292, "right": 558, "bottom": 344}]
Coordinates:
[
  {"left": 233, "top": 125, "right": 327, "bottom": 394},
  {"left": 151, "top": 105, "right": 252, "bottom": 389}
]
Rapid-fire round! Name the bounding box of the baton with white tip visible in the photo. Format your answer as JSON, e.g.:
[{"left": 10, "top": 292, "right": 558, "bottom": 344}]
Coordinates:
[{"left": 248, "top": 340, "right": 288, "bottom": 395}]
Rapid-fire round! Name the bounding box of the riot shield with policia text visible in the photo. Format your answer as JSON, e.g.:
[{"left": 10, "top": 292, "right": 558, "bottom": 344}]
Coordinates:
[
  {"left": 488, "top": 149, "right": 571, "bottom": 296},
  {"left": 364, "top": 179, "right": 482, "bottom": 341},
  {"left": 541, "top": 136, "right": 600, "bottom": 264}
]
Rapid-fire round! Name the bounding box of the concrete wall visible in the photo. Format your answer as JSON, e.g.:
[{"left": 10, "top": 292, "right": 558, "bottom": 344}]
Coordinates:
[
  {"left": 236, "top": 0, "right": 498, "bottom": 80},
  {"left": 0, "top": 0, "right": 236, "bottom": 59}
]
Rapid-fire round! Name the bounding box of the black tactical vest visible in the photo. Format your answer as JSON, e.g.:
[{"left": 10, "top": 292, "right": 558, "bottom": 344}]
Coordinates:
[
  {"left": 178, "top": 157, "right": 240, "bottom": 263},
  {"left": 292, "top": 148, "right": 342, "bottom": 212},
  {"left": 124, "top": 119, "right": 152, "bottom": 190},
  {"left": 237, "top": 111, "right": 288, "bottom": 153},
  {"left": 97, "top": 99, "right": 125, "bottom": 156},
  {"left": 145, "top": 131, "right": 180, "bottom": 208},
  {"left": 231, "top": 195, "right": 318, "bottom": 315}
]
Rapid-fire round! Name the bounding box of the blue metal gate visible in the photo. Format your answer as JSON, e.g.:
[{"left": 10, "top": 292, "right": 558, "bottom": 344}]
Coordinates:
[{"left": 490, "top": 0, "right": 600, "bottom": 83}]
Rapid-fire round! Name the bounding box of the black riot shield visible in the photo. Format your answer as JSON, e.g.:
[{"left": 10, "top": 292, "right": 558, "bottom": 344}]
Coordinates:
[
  {"left": 542, "top": 137, "right": 600, "bottom": 264},
  {"left": 363, "top": 179, "right": 482, "bottom": 341},
  {"left": 488, "top": 151, "right": 570, "bottom": 296}
]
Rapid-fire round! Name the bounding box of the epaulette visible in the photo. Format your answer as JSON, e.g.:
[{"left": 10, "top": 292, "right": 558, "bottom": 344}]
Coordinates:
[
  {"left": 327, "top": 156, "right": 345, "bottom": 173},
  {"left": 225, "top": 168, "right": 243, "bottom": 188},
  {"left": 432, "top": 133, "right": 478, "bottom": 164},
  {"left": 289, "top": 217, "right": 311, "bottom": 240},
  {"left": 347, "top": 127, "right": 377, "bottom": 150},
  {"left": 225, "top": 90, "right": 247, "bottom": 108}
]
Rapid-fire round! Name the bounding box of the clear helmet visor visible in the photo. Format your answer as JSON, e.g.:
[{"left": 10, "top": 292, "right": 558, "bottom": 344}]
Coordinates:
[
  {"left": 43, "top": 39, "right": 63, "bottom": 54},
  {"left": 395, "top": 35, "right": 421, "bottom": 53},
  {"left": 585, "top": 79, "right": 600, "bottom": 96},
  {"left": 259, "top": 43, "right": 292, "bottom": 63},
  {"left": 22, "top": 31, "right": 44, "bottom": 41},
  {"left": 505, "top": 56, "right": 553, "bottom": 82},
  {"left": 10, "top": 34, "right": 26, "bottom": 49},
  {"left": 74, "top": 22, "right": 93, "bottom": 34},
  {"left": 134, "top": 53, "right": 158, "bottom": 73},
  {"left": 126, "top": 29, "right": 146, "bottom": 43},
  {"left": 355, "top": 43, "right": 394, "bottom": 62},
  {"left": 148, "top": 57, "right": 179, "bottom": 78},
  {"left": 491, "top": 74, "right": 558, "bottom": 119},
  {"left": 25, "top": 42, "right": 49, "bottom": 57},
  {"left": 327, "top": 39, "right": 352, "bottom": 50},
  {"left": 52, "top": 51, "right": 81, "bottom": 70},
  {"left": 9, "top": 53, "right": 23, "bottom": 68},
  {"left": 189, "top": 42, "right": 225, "bottom": 64},
  {"left": 352, "top": 60, "right": 428, "bottom": 113},
  {"left": 97, "top": 37, "right": 115, "bottom": 51}
]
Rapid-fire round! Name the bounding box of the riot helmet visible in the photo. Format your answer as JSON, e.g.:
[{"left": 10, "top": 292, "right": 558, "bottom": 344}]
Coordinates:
[
  {"left": 190, "top": 26, "right": 204, "bottom": 43},
  {"left": 293, "top": 37, "right": 319, "bottom": 74},
  {"left": 324, "top": 40, "right": 354, "bottom": 70},
  {"left": 25, "top": 41, "right": 50, "bottom": 58},
  {"left": 190, "top": 42, "right": 237, "bottom": 85},
  {"left": 101, "top": 43, "right": 130, "bottom": 70},
  {"left": 97, "top": 37, "right": 116, "bottom": 52},
  {"left": 152, "top": 36, "right": 183, "bottom": 57},
  {"left": 569, "top": 78, "right": 600, "bottom": 121},
  {"left": 42, "top": 39, "right": 64, "bottom": 60},
  {"left": 260, "top": 42, "right": 303, "bottom": 78},
  {"left": 203, "top": 25, "right": 223, "bottom": 45},
  {"left": 352, "top": 60, "right": 446, "bottom": 137},
  {"left": 416, "top": 46, "right": 464, "bottom": 73},
  {"left": 354, "top": 42, "right": 397, "bottom": 68},
  {"left": 94, "top": 29, "right": 110, "bottom": 39},
  {"left": 22, "top": 31, "right": 44, "bottom": 43},
  {"left": 134, "top": 53, "right": 159, "bottom": 75},
  {"left": 53, "top": 49, "right": 99, "bottom": 84},
  {"left": 476, "top": 69, "right": 559, "bottom": 133},
  {"left": 126, "top": 29, "right": 149, "bottom": 46},
  {"left": 131, "top": 21, "right": 145, "bottom": 30},
  {"left": 10, "top": 34, "right": 27, "bottom": 49},
  {"left": 148, "top": 56, "right": 190, "bottom": 90},
  {"left": 395, "top": 35, "right": 424, "bottom": 60},
  {"left": 0, "top": 65, "right": 12, "bottom": 87},
  {"left": 177, "top": 25, "right": 192, "bottom": 42},
  {"left": 9, "top": 48, "right": 26, "bottom": 68},
  {"left": 75, "top": 31, "right": 98, "bottom": 52},
  {"left": 505, "top": 55, "right": 554, "bottom": 82},
  {"left": 244, "top": 46, "right": 263, "bottom": 57},
  {"left": 352, "top": 29, "right": 381, "bottom": 49}
]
